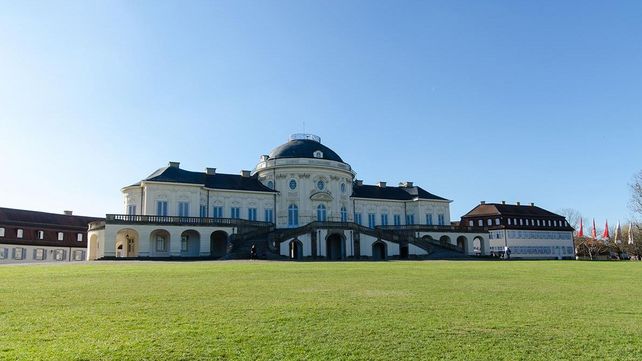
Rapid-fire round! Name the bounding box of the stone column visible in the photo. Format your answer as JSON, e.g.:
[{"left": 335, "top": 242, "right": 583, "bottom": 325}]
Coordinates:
[{"left": 170, "top": 229, "right": 183, "bottom": 257}]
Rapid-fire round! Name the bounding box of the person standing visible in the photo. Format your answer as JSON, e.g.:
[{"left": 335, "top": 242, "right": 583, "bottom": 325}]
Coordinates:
[{"left": 250, "top": 243, "right": 257, "bottom": 260}]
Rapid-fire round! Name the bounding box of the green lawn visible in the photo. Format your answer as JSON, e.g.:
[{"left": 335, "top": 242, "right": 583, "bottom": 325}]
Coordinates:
[{"left": 1, "top": 261, "right": 641, "bottom": 360}]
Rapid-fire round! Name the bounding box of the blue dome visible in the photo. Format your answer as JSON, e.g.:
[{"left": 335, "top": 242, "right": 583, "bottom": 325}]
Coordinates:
[{"left": 268, "top": 138, "right": 344, "bottom": 162}]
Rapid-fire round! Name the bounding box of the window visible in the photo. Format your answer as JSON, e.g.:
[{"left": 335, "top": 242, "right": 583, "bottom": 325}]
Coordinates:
[
  {"left": 313, "top": 150, "right": 323, "bottom": 158},
  {"left": 37, "top": 230, "right": 44, "bottom": 240},
  {"left": 58, "top": 232, "right": 64, "bottom": 241},
  {"left": 199, "top": 205, "right": 207, "bottom": 218},
  {"left": 340, "top": 207, "right": 348, "bottom": 222},
  {"left": 34, "top": 248, "right": 45, "bottom": 260},
  {"left": 54, "top": 249, "right": 65, "bottom": 261},
  {"left": 127, "top": 205, "right": 136, "bottom": 215},
  {"left": 212, "top": 206, "right": 223, "bottom": 218},
  {"left": 317, "top": 204, "right": 327, "bottom": 221},
  {"left": 536, "top": 219, "right": 540, "bottom": 226},
  {"left": 381, "top": 213, "right": 388, "bottom": 226},
  {"left": 289, "top": 179, "right": 297, "bottom": 190},
  {"left": 478, "top": 220, "right": 483, "bottom": 227},
  {"left": 178, "top": 202, "right": 189, "bottom": 217},
  {"left": 13, "top": 248, "right": 24, "bottom": 260},
  {"left": 17, "top": 229, "right": 23, "bottom": 238},
  {"left": 426, "top": 214, "right": 433, "bottom": 225},
  {"left": 267, "top": 180, "right": 274, "bottom": 189},
  {"left": 248, "top": 208, "right": 257, "bottom": 221},
  {"left": 487, "top": 219, "right": 492, "bottom": 226},
  {"left": 0, "top": 227, "right": 4, "bottom": 237},
  {"left": 230, "top": 207, "right": 240, "bottom": 219},
  {"left": 288, "top": 204, "right": 298, "bottom": 227},
  {"left": 181, "top": 235, "right": 189, "bottom": 252},
  {"left": 519, "top": 219, "right": 523, "bottom": 226},
  {"left": 354, "top": 213, "right": 362, "bottom": 225},
  {"left": 157, "top": 201, "right": 168, "bottom": 216},
  {"left": 0, "top": 248, "right": 7, "bottom": 259},
  {"left": 468, "top": 220, "right": 473, "bottom": 227},
  {"left": 394, "top": 214, "right": 401, "bottom": 226},
  {"left": 341, "top": 183, "right": 346, "bottom": 193},
  {"left": 156, "top": 235, "right": 167, "bottom": 252},
  {"left": 77, "top": 233, "right": 83, "bottom": 242},
  {"left": 406, "top": 214, "right": 415, "bottom": 225},
  {"left": 265, "top": 208, "right": 273, "bottom": 223},
  {"left": 508, "top": 218, "right": 512, "bottom": 225},
  {"left": 438, "top": 214, "right": 445, "bottom": 226},
  {"left": 495, "top": 218, "right": 500, "bottom": 225},
  {"left": 317, "top": 180, "right": 325, "bottom": 190},
  {"left": 73, "top": 250, "right": 84, "bottom": 261},
  {"left": 368, "top": 213, "right": 376, "bottom": 228}
]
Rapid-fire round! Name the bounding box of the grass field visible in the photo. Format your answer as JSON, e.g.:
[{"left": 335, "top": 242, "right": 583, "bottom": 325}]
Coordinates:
[{"left": 1, "top": 260, "right": 641, "bottom": 360}]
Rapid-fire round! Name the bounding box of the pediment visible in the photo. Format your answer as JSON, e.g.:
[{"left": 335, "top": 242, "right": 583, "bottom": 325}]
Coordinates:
[{"left": 310, "top": 192, "right": 334, "bottom": 201}]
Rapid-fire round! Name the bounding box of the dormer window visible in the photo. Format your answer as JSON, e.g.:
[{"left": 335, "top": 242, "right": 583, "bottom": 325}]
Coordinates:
[{"left": 313, "top": 150, "right": 323, "bottom": 158}]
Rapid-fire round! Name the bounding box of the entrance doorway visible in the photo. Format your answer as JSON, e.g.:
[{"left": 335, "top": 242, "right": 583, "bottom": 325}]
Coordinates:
[
  {"left": 326, "top": 234, "right": 343, "bottom": 260},
  {"left": 289, "top": 239, "right": 303, "bottom": 260},
  {"left": 372, "top": 241, "right": 386, "bottom": 261},
  {"left": 210, "top": 231, "right": 228, "bottom": 258}
]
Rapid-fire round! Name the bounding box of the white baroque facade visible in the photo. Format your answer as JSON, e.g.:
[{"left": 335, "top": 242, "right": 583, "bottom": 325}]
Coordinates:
[{"left": 88, "top": 134, "right": 488, "bottom": 260}]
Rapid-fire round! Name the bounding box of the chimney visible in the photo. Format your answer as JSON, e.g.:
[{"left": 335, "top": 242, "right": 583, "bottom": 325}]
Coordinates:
[
  {"left": 240, "top": 170, "right": 251, "bottom": 177},
  {"left": 530, "top": 202, "right": 535, "bottom": 206},
  {"left": 501, "top": 201, "right": 506, "bottom": 205},
  {"left": 377, "top": 181, "right": 387, "bottom": 188},
  {"left": 206, "top": 168, "right": 216, "bottom": 175},
  {"left": 399, "top": 181, "right": 414, "bottom": 188},
  {"left": 260, "top": 155, "right": 269, "bottom": 161},
  {"left": 355, "top": 180, "right": 363, "bottom": 187},
  {"left": 63, "top": 210, "right": 73, "bottom": 216},
  {"left": 168, "top": 161, "right": 180, "bottom": 168},
  {"left": 516, "top": 202, "right": 521, "bottom": 206},
  {"left": 480, "top": 201, "right": 486, "bottom": 204}
]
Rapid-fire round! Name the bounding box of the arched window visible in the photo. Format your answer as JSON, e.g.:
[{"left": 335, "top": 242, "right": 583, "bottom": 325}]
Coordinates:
[
  {"left": 317, "top": 204, "right": 327, "bottom": 222},
  {"left": 340, "top": 207, "right": 347, "bottom": 222},
  {"left": 288, "top": 204, "right": 298, "bottom": 227}
]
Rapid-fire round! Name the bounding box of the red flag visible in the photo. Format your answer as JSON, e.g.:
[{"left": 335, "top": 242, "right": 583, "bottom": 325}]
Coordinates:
[
  {"left": 591, "top": 219, "right": 597, "bottom": 239},
  {"left": 578, "top": 218, "right": 584, "bottom": 237},
  {"left": 602, "top": 220, "right": 610, "bottom": 239}
]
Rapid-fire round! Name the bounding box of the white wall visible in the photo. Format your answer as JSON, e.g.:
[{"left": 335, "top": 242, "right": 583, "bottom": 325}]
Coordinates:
[
  {"left": 0, "top": 244, "right": 86, "bottom": 264},
  {"left": 489, "top": 229, "right": 575, "bottom": 259}
]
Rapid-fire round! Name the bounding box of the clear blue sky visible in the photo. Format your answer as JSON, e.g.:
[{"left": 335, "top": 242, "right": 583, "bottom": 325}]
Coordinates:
[{"left": 1, "top": 1, "right": 640, "bottom": 226}]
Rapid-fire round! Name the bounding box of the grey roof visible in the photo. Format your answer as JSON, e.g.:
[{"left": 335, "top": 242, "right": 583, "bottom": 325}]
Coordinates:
[
  {"left": 268, "top": 139, "right": 344, "bottom": 162},
  {"left": 0, "top": 207, "right": 103, "bottom": 228},
  {"left": 352, "top": 184, "right": 448, "bottom": 201},
  {"left": 461, "top": 203, "right": 564, "bottom": 218},
  {"left": 138, "top": 166, "right": 276, "bottom": 193}
]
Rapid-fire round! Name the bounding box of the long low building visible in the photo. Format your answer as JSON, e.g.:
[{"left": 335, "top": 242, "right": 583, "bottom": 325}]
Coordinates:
[
  {"left": 460, "top": 202, "right": 575, "bottom": 259},
  {"left": 0, "top": 207, "right": 103, "bottom": 264},
  {"left": 88, "top": 134, "right": 489, "bottom": 260}
]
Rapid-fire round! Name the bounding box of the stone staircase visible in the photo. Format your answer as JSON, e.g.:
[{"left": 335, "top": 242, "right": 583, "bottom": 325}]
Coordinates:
[{"left": 223, "top": 221, "right": 471, "bottom": 260}]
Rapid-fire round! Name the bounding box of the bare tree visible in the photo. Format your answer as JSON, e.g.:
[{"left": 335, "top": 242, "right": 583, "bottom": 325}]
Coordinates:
[
  {"left": 630, "top": 171, "right": 642, "bottom": 220},
  {"left": 574, "top": 236, "right": 609, "bottom": 260},
  {"left": 558, "top": 208, "right": 582, "bottom": 232}
]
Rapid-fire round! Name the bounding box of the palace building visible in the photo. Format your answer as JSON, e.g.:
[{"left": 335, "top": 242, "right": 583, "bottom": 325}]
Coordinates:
[{"left": 87, "top": 134, "right": 489, "bottom": 261}]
